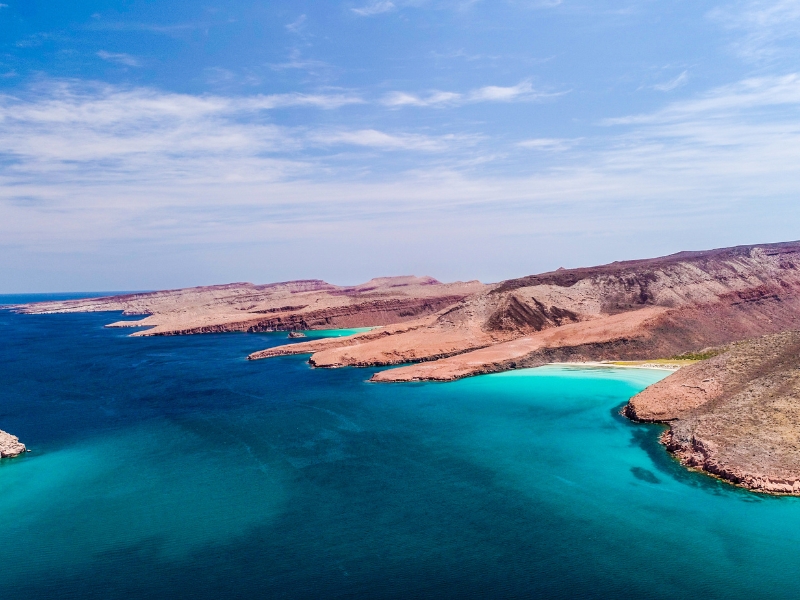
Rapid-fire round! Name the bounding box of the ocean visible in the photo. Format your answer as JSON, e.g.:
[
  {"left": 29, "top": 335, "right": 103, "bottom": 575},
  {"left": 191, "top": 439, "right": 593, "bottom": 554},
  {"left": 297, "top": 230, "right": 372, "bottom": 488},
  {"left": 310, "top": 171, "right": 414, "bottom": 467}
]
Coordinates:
[{"left": 2, "top": 294, "right": 800, "bottom": 599}]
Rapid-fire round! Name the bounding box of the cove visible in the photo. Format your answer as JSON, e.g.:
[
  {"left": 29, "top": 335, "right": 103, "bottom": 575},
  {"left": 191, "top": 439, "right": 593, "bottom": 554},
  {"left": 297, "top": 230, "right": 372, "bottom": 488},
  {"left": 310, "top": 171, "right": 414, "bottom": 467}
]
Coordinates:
[{"left": 2, "top": 300, "right": 800, "bottom": 599}]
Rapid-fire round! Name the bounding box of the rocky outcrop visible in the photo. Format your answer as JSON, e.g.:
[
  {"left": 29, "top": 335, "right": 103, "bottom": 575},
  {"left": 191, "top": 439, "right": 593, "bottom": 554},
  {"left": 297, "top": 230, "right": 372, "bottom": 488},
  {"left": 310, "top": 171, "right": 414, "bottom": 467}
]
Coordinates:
[
  {"left": 0, "top": 430, "right": 26, "bottom": 458},
  {"left": 625, "top": 331, "right": 800, "bottom": 495}
]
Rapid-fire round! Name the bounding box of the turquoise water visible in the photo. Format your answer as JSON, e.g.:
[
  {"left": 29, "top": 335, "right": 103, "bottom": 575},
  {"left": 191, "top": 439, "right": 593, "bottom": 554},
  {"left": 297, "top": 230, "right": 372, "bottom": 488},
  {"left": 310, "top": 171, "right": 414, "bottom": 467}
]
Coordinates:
[
  {"left": 300, "top": 326, "right": 374, "bottom": 338},
  {"left": 2, "top": 297, "right": 800, "bottom": 598}
]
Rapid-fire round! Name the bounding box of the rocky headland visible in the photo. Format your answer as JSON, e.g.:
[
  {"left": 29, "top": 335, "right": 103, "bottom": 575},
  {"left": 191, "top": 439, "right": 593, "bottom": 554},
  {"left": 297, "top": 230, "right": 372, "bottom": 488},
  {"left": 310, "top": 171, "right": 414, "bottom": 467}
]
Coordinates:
[
  {"left": 625, "top": 331, "right": 800, "bottom": 494},
  {"left": 17, "top": 241, "right": 800, "bottom": 378},
  {"left": 0, "top": 430, "right": 26, "bottom": 458}
]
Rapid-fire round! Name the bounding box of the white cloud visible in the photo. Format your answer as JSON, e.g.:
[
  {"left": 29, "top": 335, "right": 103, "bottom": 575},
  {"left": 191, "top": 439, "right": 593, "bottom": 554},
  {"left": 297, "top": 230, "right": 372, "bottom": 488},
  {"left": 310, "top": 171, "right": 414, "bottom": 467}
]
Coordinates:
[
  {"left": 352, "top": 1, "right": 396, "bottom": 16},
  {"left": 309, "top": 129, "right": 463, "bottom": 151},
  {"left": 382, "top": 80, "right": 551, "bottom": 107},
  {"left": 653, "top": 70, "right": 689, "bottom": 92},
  {"left": 516, "top": 138, "right": 574, "bottom": 151},
  {"left": 244, "top": 92, "right": 365, "bottom": 110},
  {"left": 469, "top": 80, "right": 537, "bottom": 101},
  {"left": 381, "top": 90, "right": 462, "bottom": 107},
  {"left": 97, "top": 51, "right": 142, "bottom": 67},
  {"left": 605, "top": 73, "right": 800, "bottom": 125},
  {"left": 4, "top": 74, "right": 800, "bottom": 289}
]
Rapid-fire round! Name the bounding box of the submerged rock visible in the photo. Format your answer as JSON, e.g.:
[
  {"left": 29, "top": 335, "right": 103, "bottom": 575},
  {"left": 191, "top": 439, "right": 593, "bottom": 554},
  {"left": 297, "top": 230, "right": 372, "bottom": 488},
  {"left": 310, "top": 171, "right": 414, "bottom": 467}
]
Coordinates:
[{"left": 0, "top": 430, "right": 26, "bottom": 458}]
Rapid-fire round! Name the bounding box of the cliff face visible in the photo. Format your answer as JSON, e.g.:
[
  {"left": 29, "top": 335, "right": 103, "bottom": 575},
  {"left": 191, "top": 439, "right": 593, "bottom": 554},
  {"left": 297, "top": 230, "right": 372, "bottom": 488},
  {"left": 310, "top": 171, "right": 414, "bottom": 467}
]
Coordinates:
[
  {"left": 625, "top": 331, "right": 800, "bottom": 494},
  {"left": 0, "top": 430, "right": 26, "bottom": 458},
  {"left": 15, "top": 276, "right": 486, "bottom": 337}
]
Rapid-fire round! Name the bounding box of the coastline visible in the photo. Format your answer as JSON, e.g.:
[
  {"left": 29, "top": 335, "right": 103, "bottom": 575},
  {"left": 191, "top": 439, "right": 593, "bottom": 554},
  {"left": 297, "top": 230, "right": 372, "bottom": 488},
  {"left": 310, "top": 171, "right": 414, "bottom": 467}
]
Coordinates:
[
  {"left": 547, "top": 361, "right": 686, "bottom": 372},
  {"left": 623, "top": 332, "right": 800, "bottom": 496}
]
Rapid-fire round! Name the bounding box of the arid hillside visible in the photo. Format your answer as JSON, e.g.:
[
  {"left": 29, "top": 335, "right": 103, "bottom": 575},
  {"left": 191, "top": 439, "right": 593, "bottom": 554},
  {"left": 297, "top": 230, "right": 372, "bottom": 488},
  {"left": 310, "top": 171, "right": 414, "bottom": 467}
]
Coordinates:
[
  {"left": 252, "top": 241, "right": 800, "bottom": 382},
  {"left": 626, "top": 331, "right": 800, "bottom": 494},
  {"left": 15, "top": 276, "right": 486, "bottom": 336}
]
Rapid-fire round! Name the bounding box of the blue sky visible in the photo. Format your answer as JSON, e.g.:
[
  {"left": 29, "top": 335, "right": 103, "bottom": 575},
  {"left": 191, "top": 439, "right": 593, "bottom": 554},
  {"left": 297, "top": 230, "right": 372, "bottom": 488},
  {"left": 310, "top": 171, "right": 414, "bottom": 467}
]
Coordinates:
[{"left": 2, "top": 0, "right": 800, "bottom": 291}]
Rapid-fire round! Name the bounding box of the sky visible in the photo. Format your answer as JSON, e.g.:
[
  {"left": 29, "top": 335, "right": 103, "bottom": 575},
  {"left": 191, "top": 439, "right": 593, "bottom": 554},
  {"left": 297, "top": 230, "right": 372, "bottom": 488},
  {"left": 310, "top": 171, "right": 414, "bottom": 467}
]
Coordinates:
[{"left": 2, "top": 0, "right": 800, "bottom": 291}]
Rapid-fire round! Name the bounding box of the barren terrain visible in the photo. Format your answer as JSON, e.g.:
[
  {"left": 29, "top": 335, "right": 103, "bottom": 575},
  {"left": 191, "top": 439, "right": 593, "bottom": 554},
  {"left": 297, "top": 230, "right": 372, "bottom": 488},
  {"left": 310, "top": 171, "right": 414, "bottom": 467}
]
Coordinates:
[
  {"left": 626, "top": 331, "right": 800, "bottom": 494},
  {"left": 16, "top": 276, "right": 486, "bottom": 336}
]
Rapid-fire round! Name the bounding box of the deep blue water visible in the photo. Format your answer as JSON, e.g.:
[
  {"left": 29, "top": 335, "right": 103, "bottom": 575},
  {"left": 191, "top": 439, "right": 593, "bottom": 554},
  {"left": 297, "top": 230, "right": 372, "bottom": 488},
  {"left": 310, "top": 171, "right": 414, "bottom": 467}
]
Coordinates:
[{"left": 2, "top": 295, "right": 800, "bottom": 599}]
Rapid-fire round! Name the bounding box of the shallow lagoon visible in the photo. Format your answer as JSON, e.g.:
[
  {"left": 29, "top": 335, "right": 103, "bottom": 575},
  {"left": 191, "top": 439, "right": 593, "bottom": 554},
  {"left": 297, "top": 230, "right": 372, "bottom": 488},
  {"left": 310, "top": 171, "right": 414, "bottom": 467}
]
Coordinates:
[{"left": 2, "top": 298, "right": 800, "bottom": 599}]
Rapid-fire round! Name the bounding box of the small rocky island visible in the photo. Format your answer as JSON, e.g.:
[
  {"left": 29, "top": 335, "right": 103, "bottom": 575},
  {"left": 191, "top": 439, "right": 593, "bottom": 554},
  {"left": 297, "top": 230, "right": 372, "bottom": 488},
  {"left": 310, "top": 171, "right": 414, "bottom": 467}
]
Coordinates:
[{"left": 0, "top": 430, "right": 26, "bottom": 458}]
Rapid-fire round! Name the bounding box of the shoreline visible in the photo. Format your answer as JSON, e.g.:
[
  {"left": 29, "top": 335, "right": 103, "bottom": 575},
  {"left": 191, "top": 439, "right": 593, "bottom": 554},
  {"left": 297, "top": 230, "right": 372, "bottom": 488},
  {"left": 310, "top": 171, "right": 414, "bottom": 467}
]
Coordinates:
[
  {"left": 622, "top": 332, "right": 800, "bottom": 496},
  {"left": 546, "top": 361, "right": 685, "bottom": 372}
]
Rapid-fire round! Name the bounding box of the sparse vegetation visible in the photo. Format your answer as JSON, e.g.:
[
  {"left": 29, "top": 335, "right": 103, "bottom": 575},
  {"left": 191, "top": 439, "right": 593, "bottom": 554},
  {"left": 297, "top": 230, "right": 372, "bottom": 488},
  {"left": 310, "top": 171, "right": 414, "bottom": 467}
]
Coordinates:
[{"left": 670, "top": 348, "right": 725, "bottom": 361}]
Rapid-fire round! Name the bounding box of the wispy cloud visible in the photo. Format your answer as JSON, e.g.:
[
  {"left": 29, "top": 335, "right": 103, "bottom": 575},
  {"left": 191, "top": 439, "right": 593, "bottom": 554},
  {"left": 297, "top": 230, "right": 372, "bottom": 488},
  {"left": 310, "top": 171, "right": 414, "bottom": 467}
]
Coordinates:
[
  {"left": 653, "top": 70, "right": 689, "bottom": 92},
  {"left": 309, "top": 129, "right": 467, "bottom": 152},
  {"left": 604, "top": 73, "right": 800, "bottom": 125},
  {"left": 382, "top": 90, "right": 462, "bottom": 107},
  {"left": 268, "top": 49, "right": 333, "bottom": 77},
  {"left": 97, "top": 51, "right": 142, "bottom": 67},
  {"left": 285, "top": 14, "right": 307, "bottom": 33},
  {"left": 244, "top": 92, "right": 365, "bottom": 110},
  {"left": 85, "top": 20, "right": 199, "bottom": 37},
  {"left": 516, "top": 138, "right": 575, "bottom": 151},
  {"left": 469, "top": 80, "right": 539, "bottom": 101},
  {"left": 352, "top": 1, "right": 396, "bottom": 16},
  {"left": 3, "top": 74, "right": 800, "bottom": 287},
  {"left": 382, "top": 80, "right": 554, "bottom": 107},
  {"left": 710, "top": 0, "right": 800, "bottom": 62}
]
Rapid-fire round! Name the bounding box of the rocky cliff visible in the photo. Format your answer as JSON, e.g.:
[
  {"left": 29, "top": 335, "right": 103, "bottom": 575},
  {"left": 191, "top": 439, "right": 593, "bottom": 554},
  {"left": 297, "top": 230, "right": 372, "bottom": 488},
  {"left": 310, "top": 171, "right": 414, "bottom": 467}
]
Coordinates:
[{"left": 625, "top": 331, "right": 800, "bottom": 494}]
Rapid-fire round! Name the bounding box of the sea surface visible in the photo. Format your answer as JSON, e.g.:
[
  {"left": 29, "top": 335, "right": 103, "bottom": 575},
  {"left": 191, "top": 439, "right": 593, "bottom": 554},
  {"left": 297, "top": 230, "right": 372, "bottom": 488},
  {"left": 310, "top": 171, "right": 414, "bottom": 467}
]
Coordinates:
[{"left": 2, "top": 294, "right": 800, "bottom": 599}]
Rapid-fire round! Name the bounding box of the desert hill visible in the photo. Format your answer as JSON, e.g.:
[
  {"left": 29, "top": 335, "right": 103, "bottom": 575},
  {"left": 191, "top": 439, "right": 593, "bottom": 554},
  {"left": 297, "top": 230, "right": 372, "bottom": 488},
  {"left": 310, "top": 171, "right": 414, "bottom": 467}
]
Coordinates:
[
  {"left": 250, "top": 241, "right": 800, "bottom": 383},
  {"left": 15, "top": 276, "right": 486, "bottom": 336}
]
